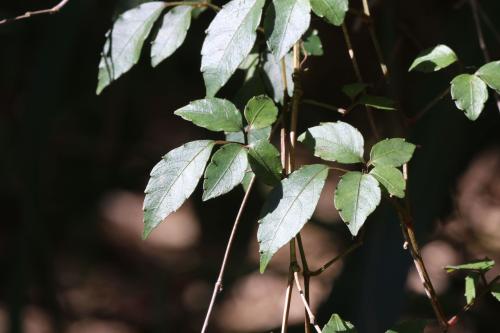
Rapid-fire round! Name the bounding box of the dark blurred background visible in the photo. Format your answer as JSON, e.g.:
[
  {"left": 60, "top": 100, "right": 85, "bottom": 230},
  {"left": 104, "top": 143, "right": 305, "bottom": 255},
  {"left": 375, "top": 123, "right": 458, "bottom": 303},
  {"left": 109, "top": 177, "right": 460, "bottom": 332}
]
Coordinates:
[{"left": 1, "top": 0, "right": 500, "bottom": 332}]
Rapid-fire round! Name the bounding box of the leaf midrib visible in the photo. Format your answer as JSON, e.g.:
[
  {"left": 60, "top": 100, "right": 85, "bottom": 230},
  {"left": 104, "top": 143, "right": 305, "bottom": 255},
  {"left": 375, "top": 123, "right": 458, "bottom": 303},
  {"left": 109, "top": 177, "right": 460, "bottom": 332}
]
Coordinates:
[{"left": 204, "top": 147, "right": 244, "bottom": 199}]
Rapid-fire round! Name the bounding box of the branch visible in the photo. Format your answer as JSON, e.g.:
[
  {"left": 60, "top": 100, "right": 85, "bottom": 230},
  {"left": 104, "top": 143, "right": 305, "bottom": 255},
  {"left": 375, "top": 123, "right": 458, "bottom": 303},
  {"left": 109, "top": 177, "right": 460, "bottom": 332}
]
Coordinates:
[
  {"left": 302, "top": 99, "right": 347, "bottom": 115},
  {"left": 200, "top": 176, "right": 256, "bottom": 333},
  {"left": 0, "top": 0, "right": 70, "bottom": 25},
  {"left": 280, "top": 277, "right": 294, "bottom": 333},
  {"left": 293, "top": 272, "right": 322, "bottom": 333},
  {"left": 361, "top": 0, "right": 389, "bottom": 81},
  {"left": 408, "top": 87, "right": 451, "bottom": 124},
  {"left": 310, "top": 240, "right": 363, "bottom": 276}
]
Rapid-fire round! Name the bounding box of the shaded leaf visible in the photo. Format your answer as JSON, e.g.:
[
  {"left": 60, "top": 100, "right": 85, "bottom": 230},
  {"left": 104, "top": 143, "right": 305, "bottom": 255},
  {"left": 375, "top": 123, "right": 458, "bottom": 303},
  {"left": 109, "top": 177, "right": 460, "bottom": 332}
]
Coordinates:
[
  {"left": 386, "top": 319, "right": 428, "bottom": 333},
  {"left": 97, "top": 2, "right": 165, "bottom": 94},
  {"left": 225, "top": 130, "right": 246, "bottom": 144},
  {"left": 491, "top": 282, "right": 500, "bottom": 302},
  {"left": 476, "top": 61, "right": 500, "bottom": 93},
  {"left": 342, "top": 83, "right": 368, "bottom": 100},
  {"left": 241, "top": 167, "right": 255, "bottom": 191},
  {"left": 358, "top": 94, "right": 397, "bottom": 110},
  {"left": 244, "top": 95, "right": 279, "bottom": 129},
  {"left": 408, "top": 44, "right": 458, "bottom": 72},
  {"left": 201, "top": 0, "right": 265, "bottom": 96},
  {"left": 298, "top": 121, "right": 364, "bottom": 164},
  {"left": 465, "top": 275, "right": 476, "bottom": 305},
  {"left": 451, "top": 74, "right": 488, "bottom": 121},
  {"left": 151, "top": 6, "right": 192, "bottom": 67},
  {"left": 370, "top": 165, "right": 406, "bottom": 198},
  {"left": 258, "top": 164, "right": 328, "bottom": 272},
  {"left": 369, "top": 138, "right": 416, "bottom": 167},
  {"left": 303, "top": 29, "right": 324, "bottom": 56},
  {"left": 334, "top": 172, "right": 381, "bottom": 236},
  {"left": 248, "top": 139, "right": 282, "bottom": 186},
  {"left": 310, "top": 0, "right": 348, "bottom": 26},
  {"left": 174, "top": 98, "right": 243, "bottom": 132},
  {"left": 262, "top": 51, "right": 294, "bottom": 104},
  {"left": 265, "top": 0, "right": 311, "bottom": 60},
  {"left": 234, "top": 53, "right": 268, "bottom": 108},
  {"left": 143, "top": 140, "right": 215, "bottom": 238},
  {"left": 248, "top": 126, "right": 272, "bottom": 144},
  {"left": 203, "top": 143, "right": 248, "bottom": 201},
  {"left": 445, "top": 258, "right": 495, "bottom": 273},
  {"left": 322, "top": 313, "right": 357, "bottom": 333}
]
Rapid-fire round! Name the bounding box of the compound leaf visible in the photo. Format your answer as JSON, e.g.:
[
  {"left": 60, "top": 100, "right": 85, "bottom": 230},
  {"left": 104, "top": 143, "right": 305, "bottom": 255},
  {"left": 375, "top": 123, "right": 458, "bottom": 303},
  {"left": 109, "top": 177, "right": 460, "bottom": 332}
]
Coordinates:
[
  {"left": 258, "top": 164, "right": 328, "bottom": 272},
  {"left": 143, "top": 140, "right": 215, "bottom": 238}
]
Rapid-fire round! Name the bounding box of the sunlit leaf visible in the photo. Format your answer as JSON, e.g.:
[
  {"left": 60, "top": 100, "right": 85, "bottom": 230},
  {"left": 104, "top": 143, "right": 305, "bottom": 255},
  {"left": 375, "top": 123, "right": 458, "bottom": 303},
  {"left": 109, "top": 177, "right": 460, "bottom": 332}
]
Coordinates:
[
  {"left": 201, "top": 0, "right": 265, "bottom": 96},
  {"left": 203, "top": 143, "right": 248, "bottom": 201},
  {"left": 322, "top": 313, "right": 357, "bottom": 333},
  {"left": 258, "top": 164, "right": 328, "bottom": 272},
  {"left": 244, "top": 95, "right": 279, "bottom": 130},
  {"left": 476, "top": 60, "right": 500, "bottom": 93},
  {"left": 445, "top": 258, "right": 495, "bottom": 273},
  {"left": 310, "top": 0, "right": 348, "bottom": 26},
  {"left": 262, "top": 51, "right": 294, "bottom": 104},
  {"left": 451, "top": 73, "right": 488, "bottom": 121},
  {"left": 369, "top": 138, "right": 416, "bottom": 167},
  {"left": 334, "top": 171, "right": 381, "bottom": 236},
  {"left": 97, "top": 2, "right": 165, "bottom": 94},
  {"left": 370, "top": 165, "right": 406, "bottom": 198},
  {"left": 465, "top": 275, "right": 476, "bottom": 305},
  {"left": 143, "top": 140, "right": 215, "bottom": 238},
  {"left": 408, "top": 44, "right": 458, "bottom": 73}
]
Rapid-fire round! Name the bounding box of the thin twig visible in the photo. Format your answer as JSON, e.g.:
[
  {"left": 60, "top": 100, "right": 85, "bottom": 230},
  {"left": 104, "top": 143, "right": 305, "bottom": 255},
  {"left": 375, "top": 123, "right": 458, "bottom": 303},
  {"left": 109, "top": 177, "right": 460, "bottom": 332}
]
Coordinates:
[
  {"left": 0, "top": 0, "right": 70, "bottom": 25},
  {"left": 361, "top": 0, "right": 389, "bottom": 81},
  {"left": 280, "top": 277, "right": 294, "bottom": 333},
  {"left": 469, "top": 0, "right": 500, "bottom": 113},
  {"left": 302, "top": 99, "right": 347, "bottom": 115},
  {"left": 293, "top": 272, "right": 322, "bottom": 333},
  {"left": 477, "top": 3, "right": 500, "bottom": 46},
  {"left": 200, "top": 176, "right": 256, "bottom": 333},
  {"left": 341, "top": 23, "right": 380, "bottom": 139},
  {"left": 408, "top": 87, "right": 451, "bottom": 124},
  {"left": 310, "top": 240, "right": 363, "bottom": 276}
]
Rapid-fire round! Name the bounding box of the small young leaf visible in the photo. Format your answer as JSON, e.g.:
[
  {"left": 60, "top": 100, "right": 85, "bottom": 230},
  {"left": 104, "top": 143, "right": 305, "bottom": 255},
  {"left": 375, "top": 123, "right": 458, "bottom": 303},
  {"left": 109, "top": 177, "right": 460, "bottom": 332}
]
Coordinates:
[
  {"left": 151, "top": 6, "right": 192, "bottom": 67},
  {"left": 96, "top": 2, "right": 165, "bottom": 94},
  {"left": 491, "top": 282, "right": 500, "bottom": 302},
  {"left": 298, "top": 121, "right": 364, "bottom": 164},
  {"left": 310, "top": 0, "right": 348, "bottom": 26},
  {"left": 258, "top": 164, "right": 328, "bottom": 272},
  {"left": 244, "top": 95, "right": 279, "bottom": 129},
  {"left": 476, "top": 61, "right": 500, "bottom": 93},
  {"left": 248, "top": 140, "right": 282, "bottom": 186},
  {"left": 201, "top": 0, "right": 265, "bottom": 97},
  {"left": 265, "top": 0, "right": 311, "bottom": 60},
  {"left": 369, "top": 138, "right": 416, "bottom": 167},
  {"left": 203, "top": 143, "right": 248, "bottom": 201},
  {"left": 370, "top": 165, "right": 406, "bottom": 198},
  {"left": 358, "top": 94, "right": 397, "bottom": 110},
  {"left": 248, "top": 126, "right": 272, "bottom": 144},
  {"left": 322, "top": 313, "right": 357, "bottom": 333},
  {"left": 143, "top": 140, "right": 215, "bottom": 238},
  {"left": 303, "top": 29, "right": 324, "bottom": 56},
  {"left": 174, "top": 98, "right": 243, "bottom": 132},
  {"left": 385, "top": 319, "right": 428, "bottom": 333},
  {"left": 334, "top": 172, "right": 381, "bottom": 236},
  {"left": 342, "top": 83, "right": 368, "bottom": 100},
  {"left": 263, "top": 51, "right": 294, "bottom": 104},
  {"left": 408, "top": 44, "right": 458, "bottom": 73},
  {"left": 465, "top": 275, "right": 476, "bottom": 305},
  {"left": 444, "top": 258, "right": 495, "bottom": 273},
  {"left": 451, "top": 73, "right": 488, "bottom": 121}
]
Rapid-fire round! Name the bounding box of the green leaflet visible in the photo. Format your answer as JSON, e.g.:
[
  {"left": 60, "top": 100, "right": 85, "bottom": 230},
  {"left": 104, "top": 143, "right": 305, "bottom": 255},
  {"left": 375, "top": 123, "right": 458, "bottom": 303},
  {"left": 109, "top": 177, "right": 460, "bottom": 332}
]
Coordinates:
[
  {"left": 203, "top": 143, "right": 248, "bottom": 201},
  {"left": 248, "top": 139, "right": 282, "bottom": 186},
  {"left": 444, "top": 258, "right": 495, "bottom": 273},
  {"left": 369, "top": 138, "right": 416, "bottom": 167},
  {"left": 258, "top": 164, "right": 328, "bottom": 272},
  {"left": 408, "top": 44, "right": 458, "bottom": 72},
  {"left": 265, "top": 0, "right": 311, "bottom": 60},
  {"left": 322, "top": 314, "right": 357, "bottom": 333},
  {"left": 143, "top": 140, "right": 215, "bottom": 238},
  {"left": 174, "top": 98, "right": 243, "bottom": 132},
  {"left": 244, "top": 95, "right": 278, "bottom": 130},
  {"left": 225, "top": 130, "right": 246, "bottom": 144},
  {"left": 201, "top": 0, "right": 265, "bottom": 97},
  {"left": 491, "top": 282, "right": 500, "bottom": 302},
  {"left": 248, "top": 126, "right": 272, "bottom": 144},
  {"left": 262, "top": 51, "right": 294, "bottom": 104},
  {"left": 370, "top": 165, "right": 406, "bottom": 198},
  {"left": 465, "top": 275, "right": 476, "bottom": 305},
  {"left": 310, "top": 0, "right": 348, "bottom": 26},
  {"left": 96, "top": 2, "right": 165, "bottom": 94},
  {"left": 151, "top": 6, "right": 192, "bottom": 67},
  {"left": 358, "top": 94, "right": 397, "bottom": 110},
  {"left": 298, "top": 121, "right": 364, "bottom": 164},
  {"left": 450, "top": 73, "right": 488, "bottom": 121},
  {"left": 334, "top": 171, "right": 381, "bottom": 236},
  {"left": 476, "top": 61, "right": 500, "bottom": 93},
  {"left": 385, "top": 320, "right": 428, "bottom": 333},
  {"left": 303, "top": 29, "right": 324, "bottom": 56},
  {"left": 342, "top": 83, "right": 368, "bottom": 100}
]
